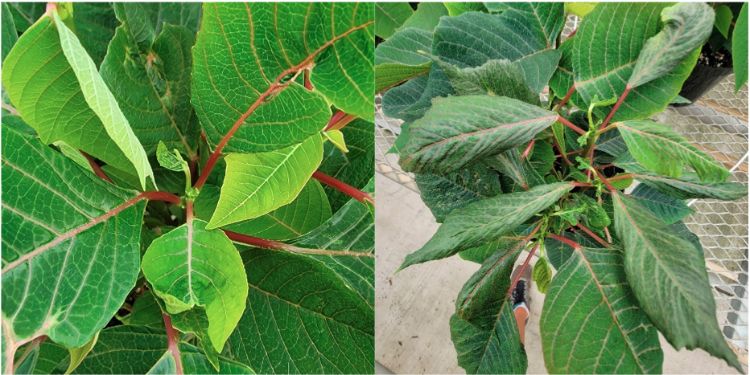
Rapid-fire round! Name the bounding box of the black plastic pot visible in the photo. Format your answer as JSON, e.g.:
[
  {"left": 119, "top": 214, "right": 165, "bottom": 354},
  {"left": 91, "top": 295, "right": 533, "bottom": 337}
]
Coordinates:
[{"left": 678, "top": 63, "right": 733, "bottom": 102}]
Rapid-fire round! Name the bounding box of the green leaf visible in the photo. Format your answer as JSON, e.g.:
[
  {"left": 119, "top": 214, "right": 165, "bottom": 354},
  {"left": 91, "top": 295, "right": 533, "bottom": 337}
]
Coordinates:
[
  {"left": 540, "top": 247, "right": 663, "bottom": 373},
  {"left": 65, "top": 332, "right": 99, "bottom": 374},
  {"left": 1, "top": 126, "right": 145, "bottom": 366},
  {"left": 484, "top": 3, "right": 564, "bottom": 47},
  {"left": 714, "top": 5, "right": 733, "bottom": 38},
  {"left": 444, "top": 3, "right": 487, "bottom": 16},
  {"left": 7, "top": 3, "right": 44, "bottom": 32},
  {"left": 72, "top": 3, "right": 117, "bottom": 66},
  {"left": 156, "top": 141, "right": 187, "bottom": 173},
  {"left": 628, "top": 3, "right": 714, "bottom": 89},
  {"left": 207, "top": 134, "right": 324, "bottom": 229},
  {"left": 375, "top": 27, "right": 432, "bottom": 93},
  {"left": 532, "top": 257, "right": 552, "bottom": 294},
  {"left": 319, "top": 119, "right": 374, "bottom": 211},
  {"left": 100, "top": 22, "right": 198, "bottom": 156},
  {"left": 733, "top": 4, "right": 748, "bottom": 91},
  {"left": 226, "top": 249, "right": 374, "bottom": 374},
  {"left": 438, "top": 59, "right": 540, "bottom": 103},
  {"left": 142, "top": 219, "right": 248, "bottom": 352},
  {"left": 415, "top": 164, "right": 502, "bottom": 223},
  {"left": 119, "top": 290, "right": 164, "bottom": 329},
  {"left": 292, "top": 188, "right": 375, "bottom": 307},
  {"left": 573, "top": 3, "right": 702, "bottom": 121},
  {"left": 192, "top": 3, "right": 373, "bottom": 152},
  {"left": 451, "top": 246, "right": 527, "bottom": 374},
  {"left": 401, "top": 182, "right": 573, "bottom": 269},
  {"left": 194, "top": 181, "right": 332, "bottom": 241},
  {"left": 617, "top": 120, "right": 730, "bottom": 182},
  {"left": 149, "top": 344, "right": 253, "bottom": 374},
  {"left": 400, "top": 3, "right": 447, "bottom": 31},
  {"left": 631, "top": 184, "right": 692, "bottom": 224},
  {"left": 112, "top": 3, "right": 201, "bottom": 45},
  {"left": 399, "top": 95, "right": 558, "bottom": 174},
  {"left": 2, "top": 3, "right": 18, "bottom": 61},
  {"left": 2, "top": 11, "right": 154, "bottom": 189},
  {"left": 375, "top": 3, "right": 413, "bottom": 38},
  {"left": 635, "top": 173, "right": 747, "bottom": 200},
  {"left": 612, "top": 193, "right": 742, "bottom": 371},
  {"left": 323, "top": 129, "right": 348, "bottom": 153},
  {"left": 565, "top": 2, "right": 598, "bottom": 18}
]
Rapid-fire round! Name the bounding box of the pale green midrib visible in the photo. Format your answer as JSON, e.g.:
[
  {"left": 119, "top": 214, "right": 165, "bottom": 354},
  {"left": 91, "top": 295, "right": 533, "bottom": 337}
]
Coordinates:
[{"left": 213, "top": 142, "right": 306, "bottom": 226}]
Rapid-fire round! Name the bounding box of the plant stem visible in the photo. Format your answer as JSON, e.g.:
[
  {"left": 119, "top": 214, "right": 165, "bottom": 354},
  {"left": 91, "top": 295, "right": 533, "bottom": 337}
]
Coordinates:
[
  {"left": 224, "top": 230, "right": 373, "bottom": 257},
  {"left": 304, "top": 69, "right": 314, "bottom": 90},
  {"left": 507, "top": 243, "right": 540, "bottom": 297},
  {"left": 163, "top": 314, "right": 184, "bottom": 375},
  {"left": 570, "top": 181, "right": 593, "bottom": 188},
  {"left": 598, "top": 85, "right": 631, "bottom": 131},
  {"left": 557, "top": 116, "right": 587, "bottom": 135},
  {"left": 193, "top": 21, "right": 373, "bottom": 190},
  {"left": 552, "top": 137, "right": 573, "bottom": 166},
  {"left": 80, "top": 151, "right": 113, "bottom": 183},
  {"left": 521, "top": 139, "right": 536, "bottom": 160},
  {"left": 607, "top": 173, "right": 634, "bottom": 182},
  {"left": 557, "top": 84, "right": 576, "bottom": 109},
  {"left": 141, "top": 191, "right": 182, "bottom": 205},
  {"left": 325, "top": 111, "right": 356, "bottom": 131},
  {"left": 575, "top": 223, "right": 610, "bottom": 247},
  {"left": 547, "top": 233, "right": 582, "bottom": 249},
  {"left": 312, "top": 171, "right": 373, "bottom": 204},
  {"left": 593, "top": 169, "right": 617, "bottom": 191}
]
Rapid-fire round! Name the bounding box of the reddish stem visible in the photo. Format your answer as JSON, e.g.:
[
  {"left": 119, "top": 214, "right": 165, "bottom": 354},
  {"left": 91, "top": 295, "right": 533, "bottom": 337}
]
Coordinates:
[
  {"left": 557, "top": 116, "right": 587, "bottom": 135},
  {"left": 598, "top": 85, "right": 631, "bottom": 131},
  {"left": 313, "top": 171, "right": 373, "bottom": 204},
  {"left": 552, "top": 137, "right": 573, "bottom": 166},
  {"left": 567, "top": 28, "right": 578, "bottom": 38},
  {"left": 557, "top": 84, "right": 576, "bottom": 109},
  {"left": 593, "top": 169, "right": 617, "bottom": 191},
  {"left": 576, "top": 223, "right": 610, "bottom": 247},
  {"left": 80, "top": 151, "right": 113, "bottom": 183},
  {"left": 304, "top": 69, "right": 314, "bottom": 90},
  {"left": 607, "top": 173, "right": 634, "bottom": 182},
  {"left": 570, "top": 182, "right": 593, "bottom": 188},
  {"left": 325, "top": 111, "right": 356, "bottom": 131},
  {"left": 520, "top": 139, "right": 536, "bottom": 160},
  {"left": 224, "top": 230, "right": 288, "bottom": 250},
  {"left": 547, "top": 233, "right": 582, "bottom": 249},
  {"left": 163, "top": 314, "right": 184, "bottom": 375},
  {"left": 193, "top": 21, "right": 373, "bottom": 190},
  {"left": 141, "top": 191, "right": 182, "bottom": 205}
]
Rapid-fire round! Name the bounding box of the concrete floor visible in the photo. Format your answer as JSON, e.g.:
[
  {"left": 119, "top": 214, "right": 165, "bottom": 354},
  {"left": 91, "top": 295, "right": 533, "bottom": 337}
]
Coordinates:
[{"left": 375, "top": 174, "right": 742, "bottom": 374}]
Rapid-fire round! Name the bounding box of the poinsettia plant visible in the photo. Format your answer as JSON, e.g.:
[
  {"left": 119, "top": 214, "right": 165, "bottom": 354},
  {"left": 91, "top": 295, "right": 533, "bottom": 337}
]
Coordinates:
[
  {"left": 378, "top": 2, "right": 746, "bottom": 374},
  {"left": 2, "top": 2, "right": 374, "bottom": 374}
]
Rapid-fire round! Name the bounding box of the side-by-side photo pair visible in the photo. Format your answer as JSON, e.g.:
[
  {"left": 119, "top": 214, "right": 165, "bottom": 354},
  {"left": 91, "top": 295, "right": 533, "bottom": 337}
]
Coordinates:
[{"left": 1, "top": 2, "right": 748, "bottom": 374}]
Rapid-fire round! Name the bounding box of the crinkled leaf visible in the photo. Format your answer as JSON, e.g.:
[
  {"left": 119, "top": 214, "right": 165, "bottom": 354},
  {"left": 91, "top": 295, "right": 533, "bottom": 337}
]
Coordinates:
[
  {"left": 451, "top": 246, "right": 527, "bottom": 374},
  {"left": 156, "top": 142, "right": 187, "bottom": 173},
  {"left": 375, "top": 27, "right": 432, "bottom": 93},
  {"left": 612, "top": 193, "right": 742, "bottom": 371},
  {"left": 415, "top": 164, "right": 502, "bottom": 223},
  {"left": 1, "top": 126, "right": 145, "bottom": 367},
  {"left": 399, "top": 95, "right": 558, "bottom": 174},
  {"left": 112, "top": 3, "right": 201, "bottom": 46},
  {"left": 3, "top": 11, "right": 154, "bottom": 189},
  {"left": 195, "top": 181, "right": 332, "bottom": 241},
  {"left": 631, "top": 183, "right": 692, "bottom": 224},
  {"left": 532, "top": 256, "right": 552, "bottom": 294},
  {"left": 142, "top": 219, "right": 248, "bottom": 352},
  {"left": 438, "top": 59, "right": 539, "bottom": 103},
  {"left": 100, "top": 23, "right": 198, "bottom": 156},
  {"left": 226, "top": 249, "right": 374, "bottom": 374},
  {"left": 401, "top": 182, "right": 573, "bottom": 269},
  {"left": 483, "top": 3, "right": 564, "bottom": 47},
  {"left": 573, "top": 3, "right": 701, "bottom": 121},
  {"left": 628, "top": 3, "right": 714, "bottom": 88},
  {"left": 192, "top": 3, "right": 373, "bottom": 153},
  {"left": 208, "top": 134, "right": 323, "bottom": 229},
  {"left": 540, "top": 247, "right": 663, "bottom": 373},
  {"left": 617, "top": 120, "right": 729, "bottom": 183}
]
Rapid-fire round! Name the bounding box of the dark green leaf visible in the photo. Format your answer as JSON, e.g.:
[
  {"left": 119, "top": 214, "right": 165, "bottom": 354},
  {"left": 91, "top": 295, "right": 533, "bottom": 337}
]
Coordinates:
[
  {"left": 613, "top": 193, "right": 742, "bottom": 371},
  {"left": 375, "top": 27, "right": 432, "bottom": 93},
  {"left": 401, "top": 182, "right": 573, "bottom": 269},
  {"left": 2, "top": 4, "right": 18, "bottom": 61},
  {"left": 631, "top": 184, "right": 692, "bottom": 224},
  {"left": 2, "top": 126, "right": 145, "bottom": 368},
  {"left": 415, "top": 164, "right": 502, "bottom": 223},
  {"left": 319, "top": 119, "right": 374, "bottom": 211},
  {"left": 540, "top": 247, "right": 663, "bottom": 373},
  {"left": 400, "top": 96, "right": 558, "bottom": 174},
  {"left": 375, "top": 3, "right": 412, "bottom": 38},
  {"left": 72, "top": 3, "right": 117, "bottom": 66},
  {"left": 400, "top": 3, "right": 447, "bottom": 31},
  {"left": 451, "top": 246, "right": 527, "bottom": 374},
  {"left": 733, "top": 4, "right": 748, "bottom": 90},
  {"left": 714, "top": 5, "right": 733, "bottom": 38}
]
